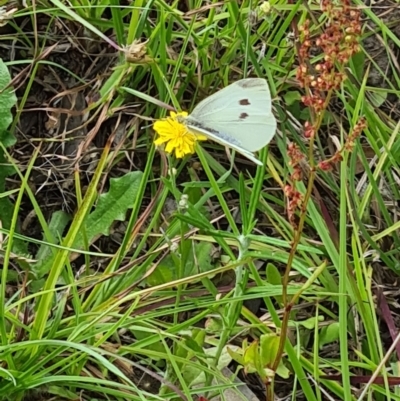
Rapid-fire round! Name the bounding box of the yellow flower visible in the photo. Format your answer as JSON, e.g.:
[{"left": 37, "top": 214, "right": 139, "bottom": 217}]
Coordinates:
[{"left": 153, "top": 111, "right": 207, "bottom": 158}]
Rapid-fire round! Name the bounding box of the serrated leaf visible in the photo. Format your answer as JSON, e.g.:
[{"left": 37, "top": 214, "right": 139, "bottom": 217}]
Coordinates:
[
  {"left": 73, "top": 171, "right": 143, "bottom": 249},
  {"left": 0, "top": 59, "right": 16, "bottom": 134},
  {"left": 0, "top": 58, "right": 17, "bottom": 184}
]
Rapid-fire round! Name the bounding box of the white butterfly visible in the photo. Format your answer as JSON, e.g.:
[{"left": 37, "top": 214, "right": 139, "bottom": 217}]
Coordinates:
[{"left": 178, "top": 78, "right": 276, "bottom": 166}]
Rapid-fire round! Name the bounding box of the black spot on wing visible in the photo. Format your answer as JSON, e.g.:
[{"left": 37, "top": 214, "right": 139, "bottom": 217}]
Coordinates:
[
  {"left": 239, "top": 112, "right": 249, "bottom": 120},
  {"left": 239, "top": 99, "right": 250, "bottom": 105}
]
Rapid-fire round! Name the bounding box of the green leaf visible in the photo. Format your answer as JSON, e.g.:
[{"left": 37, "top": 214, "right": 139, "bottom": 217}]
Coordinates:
[
  {"left": 184, "top": 241, "right": 213, "bottom": 276},
  {"left": 184, "top": 330, "right": 206, "bottom": 353},
  {"left": 146, "top": 263, "right": 174, "bottom": 286},
  {"left": 350, "top": 50, "right": 365, "bottom": 81},
  {"left": 260, "top": 333, "right": 280, "bottom": 367},
  {"left": 259, "top": 334, "right": 290, "bottom": 379},
  {"left": 319, "top": 322, "right": 340, "bottom": 349},
  {"left": 0, "top": 59, "right": 26, "bottom": 256},
  {"left": 178, "top": 330, "right": 207, "bottom": 386},
  {"left": 32, "top": 211, "right": 71, "bottom": 278},
  {"left": 369, "top": 91, "right": 387, "bottom": 108},
  {"left": 298, "top": 315, "right": 324, "bottom": 330},
  {"left": 0, "top": 60, "right": 17, "bottom": 133},
  {"left": 283, "top": 90, "right": 301, "bottom": 106},
  {"left": 266, "top": 263, "right": 282, "bottom": 304},
  {"left": 30, "top": 172, "right": 143, "bottom": 279},
  {"left": 48, "top": 385, "right": 79, "bottom": 399},
  {"left": 0, "top": 58, "right": 17, "bottom": 187},
  {"left": 205, "top": 316, "right": 223, "bottom": 333},
  {"left": 73, "top": 171, "right": 143, "bottom": 249},
  {"left": 129, "top": 326, "right": 165, "bottom": 357},
  {"left": 243, "top": 340, "right": 259, "bottom": 374},
  {"left": 147, "top": 241, "right": 214, "bottom": 285},
  {"left": 0, "top": 129, "right": 16, "bottom": 149},
  {"left": 227, "top": 345, "right": 245, "bottom": 366},
  {"left": 186, "top": 345, "right": 237, "bottom": 387},
  {"left": 275, "top": 360, "right": 290, "bottom": 379}
]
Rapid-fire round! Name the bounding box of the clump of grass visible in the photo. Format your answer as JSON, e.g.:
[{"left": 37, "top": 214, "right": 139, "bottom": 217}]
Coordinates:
[{"left": 0, "top": 1, "right": 400, "bottom": 401}]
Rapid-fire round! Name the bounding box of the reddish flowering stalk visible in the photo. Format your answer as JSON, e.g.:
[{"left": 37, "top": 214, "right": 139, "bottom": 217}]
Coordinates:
[
  {"left": 285, "top": 142, "right": 305, "bottom": 226},
  {"left": 297, "top": 0, "right": 361, "bottom": 114},
  {"left": 271, "top": 1, "right": 366, "bottom": 382},
  {"left": 287, "top": 0, "right": 364, "bottom": 222},
  {"left": 344, "top": 117, "right": 367, "bottom": 151},
  {"left": 284, "top": 184, "right": 303, "bottom": 227},
  {"left": 318, "top": 117, "right": 367, "bottom": 171},
  {"left": 304, "top": 121, "right": 316, "bottom": 139}
]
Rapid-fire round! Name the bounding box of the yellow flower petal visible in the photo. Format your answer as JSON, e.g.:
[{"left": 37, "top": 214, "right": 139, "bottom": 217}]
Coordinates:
[
  {"left": 153, "top": 111, "right": 207, "bottom": 159},
  {"left": 181, "top": 142, "right": 191, "bottom": 155},
  {"left": 165, "top": 139, "right": 177, "bottom": 154},
  {"left": 194, "top": 133, "right": 208, "bottom": 141},
  {"left": 154, "top": 137, "right": 168, "bottom": 146},
  {"left": 170, "top": 111, "right": 188, "bottom": 119}
]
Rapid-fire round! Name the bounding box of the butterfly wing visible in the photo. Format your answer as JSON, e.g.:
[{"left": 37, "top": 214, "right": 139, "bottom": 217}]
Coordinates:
[
  {"left": 184, "top": 120, "right": 264, "bottom": 165},
  {"left": 186, "top": 78, "right": 276, "bottom": 153}
]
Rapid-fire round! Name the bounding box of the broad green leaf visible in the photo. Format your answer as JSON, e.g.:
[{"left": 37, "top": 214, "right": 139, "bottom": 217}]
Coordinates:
[
  {"left": 275, "top": 360, "right": 290, "bottom": 379},
  {"left": 260, "top": 333, "right": 280, "bottom": 367},
  {"left": 350, "top": 50, "right": 365, "bottom": 81},
  {"left": 259, "top": 334, "right": 290, "bottom": 379},
  {"left": 73, "top": 171, "right": 143, "bottom": 249},
  {"left": 243, "top": 340, "right": 259, "bottom": 374},
  {"left": 283, "top": 90, "right": 301, "bottom": 106},
  {"left": 319, "top": 322, "right": 340, "bottom": 349},
  {"left": 0, "top": 59, "right": 16, "bottom": 133},
  {"left": 297, "top": 316, "right": 324, "bottom": 330},
  {"left": 30, "top": 172, "right": 143, "bottom": 280}
]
